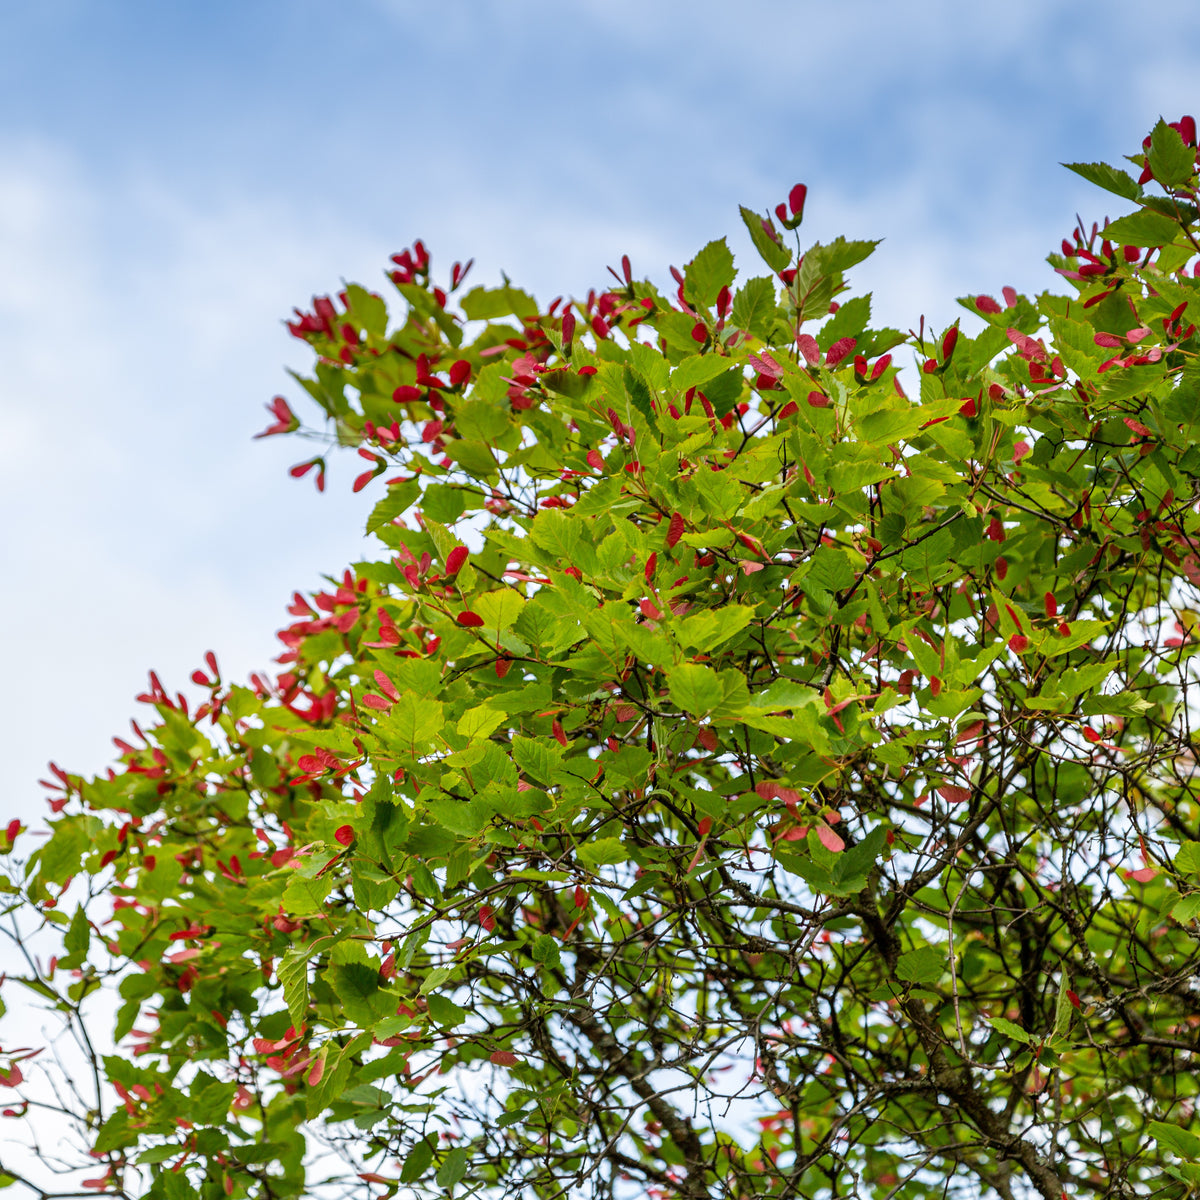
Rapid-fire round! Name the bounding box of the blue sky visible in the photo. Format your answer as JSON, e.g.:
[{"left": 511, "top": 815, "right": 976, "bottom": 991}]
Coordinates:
[{"left": 0, "top": 0, "right": 1193, "bottom": 821}]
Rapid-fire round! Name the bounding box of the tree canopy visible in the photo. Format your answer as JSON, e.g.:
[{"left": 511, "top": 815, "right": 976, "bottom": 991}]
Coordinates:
[{"left": 7, "top": 119, "right": 1200, "bottom": 1200}]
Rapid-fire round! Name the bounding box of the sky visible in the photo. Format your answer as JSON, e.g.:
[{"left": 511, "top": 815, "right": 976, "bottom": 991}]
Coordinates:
[{"left": 0, "top": 0, "right": 1194, "bottom": 828}]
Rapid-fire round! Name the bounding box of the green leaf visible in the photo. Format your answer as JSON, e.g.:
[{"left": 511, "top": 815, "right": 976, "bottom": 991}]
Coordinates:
[
  {"left": 677, "top": 605, "right": 758, "bottom": 651},
  {"left": 282, "top": 873, "right": 334, "bottom": 916},
  {"left": 817, "top": 236, "right": 880, "bottom": 275},
  {"left": 331, "top": 960, "right": 395, "bottom": 1028},
  {"left": 401, "top": 1137, "right": 435, "bottom": 1184},
  {"left": 989, "top": 1016, "right": 1034, "bottom": 1045},
  {"left": 667, "top": 663, "right": 724, "bottom": 716},
  {"left": 729, "top": 276, "right": 777, "bottom": 339},
  {"left": 672, "top": 353, "right": 734, "bottom": 395},
  {"left": 576, "top": 838, "right": 626, "bottom": 871},
  {"left": 1063, "top": 161, "right": 1142, "bottom": 201},
  {"left": 1150, "top": 1120, "right": 1200, "bottom": 1161},
  {"left": 684, "top": 239, "right": 736, "bottom": 310},
  {"left": 458, "top": 705, "right": 506, "bottom": 739},
  {"left": 1175, "top": 842, "right": 1200, "bottom": 877},
  {"left": 62, "top": 904, "right": 90, "bottom": 963},
  {"left": 460, "top": 284, "right": 538, "bottom": 321},
  {"left": 833, "top": 826, "right": 886, "bottom": 889},
  {"left": 366, "top": 477, "right": 421, "bottom": 535},
  {"left": 1149, "top": 119, "right": 1196, "bottom": 188},
  {"left": 739, "top": 206, "right": 792, "bottom": 273},
  {"left": 1102, "top": 208, "right": 1183, "bottom": 247},
  {"left": 278, "top": 935, "right": 339, "bottom": 1029},
  {"left": 895, "top": 946, "right": 945, "bottom": 985},
  {"left": 511, "top": 736, "right": 564, "bottom": 787},
  {"left": 1053, "top": 974, "right": 1075, "bottom": 1039},
  {"left": 532, "top": 933, "right": 562, "bottom": 969},
  {"left": 426, "top": 993, "right": 468, "bottom": 1028},
  {"left": 436, "top": 1147, "right": 469, "bottom": 1190},
  {"left": 473, "top": 588, "right": 525, "bottom": 631}
]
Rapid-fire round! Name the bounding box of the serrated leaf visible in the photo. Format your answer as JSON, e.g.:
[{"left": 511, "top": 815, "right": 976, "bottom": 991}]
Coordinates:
[
  {"left": 1176, "top": 842, "right": 1200, "bottom": 877},
  {"left": 684, "top": 239, "right": 736, "bottom": 310},
  {"left": 989, "top": 1015, "right": 1034, "bottom": 1045},
  {"left": 672, "top": 354, "right": 734, "bottom": 395},
  {"left": 677, "top": 605, "right": 757, "bottom": 651},
  {"left": 366, "top": 478, "right": 421, "bottom": 536},
  {"left": 1053, "top": 974, "right": 1074, "bottom": 1039},
  {"left": 1149, "top": 119, "right": 1196, "bottom": 188},
  {"left": 473, "top": 588, "right": 525, "bottom": 631},
  {"left": 436, "top": 1147, "right": 469, "bottom": 1190},
  {"left": 1102, "top": 208, "right": 1183, "bottom": 247},
  {"left": 729, "top": 276, "right": 777, "bottom": 339},
  {"left": 817, "top": 236, "right": 880, "bottom": 275},
  {"left": 1150, "top": 1120, "right": 1200, "bottom": 1161},
  {"left": 400, "top": 1137, "right": 435, "bottom": 1184},
  {"left": 739, "top": 205, "right": 792, "bottom": 273},
  {"left": 576, "top": 837, "right": 626, "bottom": 871},
  {"left": 895, "top": 945, "right": 945, "bottom": 985},
  {"left": 278, "top": 947, "right": 311, "bottom": 1029},
  {"left": 282, "top": 873, "right": 334, "bottom": 916},
  {"left": 459, "top": 284, "right": 538, "bottom": 321},
  {"left": 1063, "top": 161, "right": 1142, "bottom": 201},
  {"left": 667, "top": 663, "right": 724, "bottom": 716}
]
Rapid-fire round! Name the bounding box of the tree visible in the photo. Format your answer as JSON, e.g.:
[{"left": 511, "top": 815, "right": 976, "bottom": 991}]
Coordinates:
[{"left": 5, "top": 118, "right": 1200, "bottom": 1200}]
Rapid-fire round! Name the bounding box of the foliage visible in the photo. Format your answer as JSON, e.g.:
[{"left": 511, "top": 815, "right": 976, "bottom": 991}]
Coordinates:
[{"left": 6, "top": 119, "right": 1200, "bottom": 1200}]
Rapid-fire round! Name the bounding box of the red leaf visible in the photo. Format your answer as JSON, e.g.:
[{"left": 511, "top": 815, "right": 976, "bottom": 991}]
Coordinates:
[
  {"left": 360, "top": 693, "right": 391, "bottom": 711},
  {"left": 807, "top": 390, "right": 829, "bottom": 408},
  {"left": 478, "top": 904, "right": 496, "bottom": 932},
  {"left": 1013, "top": 440, "right": 1031, "bottom": 464},
  {"left": 334, "top": 826, "right": 354, "bottom": 846},
  {"left": 586, "top": 449, "right": 604, "bottom": 471},
  {"left": 941, "top": 326, "right": 959, "bottom": 362},
  {"left": 445, "top": 545, "right": 469, "bottom": 575},
  {"left": 392, "top": 385, "right": 422, "bottom": 403},
  {"left": 307, "top": 1054, "right": 325, "bottom": 1086},
  {"left": 495, "top": 658, "right": 512, "bottom": 678},
  {"left": 1009, "top": 634, "right": 1029, "bottom": 654},
  {"left": 1126, "top": 866, "right": 1157, "bottom": 883},
  {"left": 937, "top": 785, "right": 971, "bottom": 804},
  {"left": 374, "top": 669, "right": 400, "bottom": 701},
  {"left": 644, "top": 551, "right": 658, "bottom": 582},
  {"left": 5, "top": 820, "right": 19, "bottom": 844},
  {"left": 995, "top": 557, "right": 1008, "bottom": 581},
  {"left": 815, "top": 824, "right": 844, "bottom": 853},
  {"left": 788, "top": 183, "right": 807, "bottom": 218},
  {"left": 975, "top": 295, "right": 1002, "bottom": 314},
  {"left": 574, "top": 885, "right": 589, "bottom": 909},
  {"left": 490, "top": 1050, "right": 520, "bottom": 1066},
  {"left": 825, "top": 336, "right": 855, "bottom": 366},
  {"left": 958, "top": 397, "right": 977, "bottom": 418},
  {"left": 639, "top": 598, "right": 663, "bottom": 620},
  {"left": 1044, "top": 592, "right": 1058, "bottom": 619},
  {"left": 794, "top": 333, "right": 819, "bottom": 365},
  {"left": 777, "top": 400, "right": 799, "bottom": 419},
  {"left": 697, "top": 817, "right": 713, "bottom": 838},
  {"left": 667, "top": 512, "right": 686, "bottom": 548},
  {"left": 552, "top": 719, "right": 568, "bottom": 747},
  {"left": 457, "top": 611, "right": 485, "bottom": 627}
]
